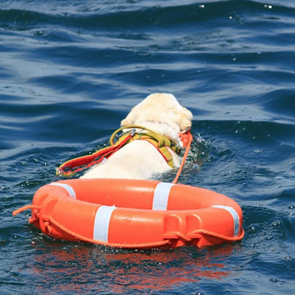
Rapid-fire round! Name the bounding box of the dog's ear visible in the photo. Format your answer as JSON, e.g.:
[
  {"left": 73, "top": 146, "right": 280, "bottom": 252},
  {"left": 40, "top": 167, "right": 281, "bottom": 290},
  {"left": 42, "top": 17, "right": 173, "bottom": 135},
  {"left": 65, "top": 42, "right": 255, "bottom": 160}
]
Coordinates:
[
  {"left": 121, "top": 105, "right": 139, "bottom": 126},
  {"left": 121, "top": 117, "right": 133, "bottom": 126},
  {"left": 178, "top": 107, "right": 193, "bottom": 131}
]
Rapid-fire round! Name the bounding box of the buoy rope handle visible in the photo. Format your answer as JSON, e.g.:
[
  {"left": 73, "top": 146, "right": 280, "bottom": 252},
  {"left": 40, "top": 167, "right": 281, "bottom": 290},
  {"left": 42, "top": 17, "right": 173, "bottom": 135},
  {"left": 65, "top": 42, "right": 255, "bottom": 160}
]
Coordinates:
[
  {"left": 172, "top": 130, "right": 193, "bottom": 184},
  {"left": 13, "top": 205, "right": 244, "bottom": 247}
]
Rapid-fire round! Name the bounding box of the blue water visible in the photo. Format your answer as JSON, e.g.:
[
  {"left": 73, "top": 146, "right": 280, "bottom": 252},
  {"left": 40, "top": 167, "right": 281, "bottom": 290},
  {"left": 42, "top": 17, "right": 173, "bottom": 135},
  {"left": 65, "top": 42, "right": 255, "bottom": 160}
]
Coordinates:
[{"left": 1, "top": 0, "right": 295, "bottom": 294}]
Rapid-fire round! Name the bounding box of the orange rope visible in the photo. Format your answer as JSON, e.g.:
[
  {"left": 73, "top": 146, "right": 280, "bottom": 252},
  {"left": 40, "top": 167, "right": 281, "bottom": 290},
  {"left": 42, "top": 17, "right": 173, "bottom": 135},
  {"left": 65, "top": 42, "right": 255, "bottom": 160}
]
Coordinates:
[
  {"left": 193, "top": 229, "right": 245, "bottom": 242},
  {"left": 48, "top": 216, "right": 171, "bottom": 249},
  {"left": 12, "top": 204, "right": 40, "bottom": 217},
  {"left": 172, "top": 229, "right": 245, "bottom": 242},
  {"left": 172, "top": 131, "right": 193, "bottom": 184}
]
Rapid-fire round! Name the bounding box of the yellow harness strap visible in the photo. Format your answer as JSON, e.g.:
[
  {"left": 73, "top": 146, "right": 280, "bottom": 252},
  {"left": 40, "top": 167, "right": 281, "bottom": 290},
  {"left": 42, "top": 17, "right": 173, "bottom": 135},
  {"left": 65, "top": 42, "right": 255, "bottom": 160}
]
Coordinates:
[
  {"left": 110, "top": 125, "right": 181, "bottom": 168},
  {"left": 56, "top": 125, "right": 182, "bottom": 177}
]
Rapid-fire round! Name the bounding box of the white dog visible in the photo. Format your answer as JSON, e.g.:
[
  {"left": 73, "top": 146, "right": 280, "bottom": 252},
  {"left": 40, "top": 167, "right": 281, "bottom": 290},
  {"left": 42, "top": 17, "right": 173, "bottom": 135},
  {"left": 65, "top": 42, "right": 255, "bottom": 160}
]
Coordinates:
[{"left": 81, "top": 93, "right": 193, "bottom": 180}]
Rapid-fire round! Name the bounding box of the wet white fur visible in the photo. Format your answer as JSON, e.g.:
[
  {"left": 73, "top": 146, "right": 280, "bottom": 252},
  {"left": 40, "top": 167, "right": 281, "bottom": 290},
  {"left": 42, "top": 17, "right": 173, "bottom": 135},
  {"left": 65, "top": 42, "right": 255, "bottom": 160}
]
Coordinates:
[{"left": 81, "top": 93, "right": 193, "bottom": 180}]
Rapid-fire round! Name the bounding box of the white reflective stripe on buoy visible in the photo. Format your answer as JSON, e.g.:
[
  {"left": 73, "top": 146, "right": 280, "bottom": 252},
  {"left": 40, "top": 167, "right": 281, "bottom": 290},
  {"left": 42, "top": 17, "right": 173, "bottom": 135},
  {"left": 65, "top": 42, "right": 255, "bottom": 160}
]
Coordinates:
[
  {"left": 213, "top": 205, "right": 240, "bottom": 236},
  {"left": 93, "top": 206, "right": 116, "bottom": 242},
  {"left": 49, "top": 183, "right": 76, "bottom": 199},
  {"left": 152, "top": 182, "right": 175, "bottom": 210}
]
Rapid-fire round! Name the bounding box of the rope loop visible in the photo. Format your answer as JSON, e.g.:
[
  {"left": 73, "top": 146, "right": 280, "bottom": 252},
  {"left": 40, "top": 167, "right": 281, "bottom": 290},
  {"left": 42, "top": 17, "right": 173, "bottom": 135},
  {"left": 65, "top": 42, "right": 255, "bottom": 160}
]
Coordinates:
[{"left": 12, "top": 204, "right": 40, "bottom": 217}]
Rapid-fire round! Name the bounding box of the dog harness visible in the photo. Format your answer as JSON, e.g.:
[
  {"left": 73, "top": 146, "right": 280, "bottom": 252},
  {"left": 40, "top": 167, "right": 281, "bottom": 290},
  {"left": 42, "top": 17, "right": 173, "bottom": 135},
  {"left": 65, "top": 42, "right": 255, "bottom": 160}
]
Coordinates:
[{"left": 56, "top": 125, "right": 184, "bottom": 177}]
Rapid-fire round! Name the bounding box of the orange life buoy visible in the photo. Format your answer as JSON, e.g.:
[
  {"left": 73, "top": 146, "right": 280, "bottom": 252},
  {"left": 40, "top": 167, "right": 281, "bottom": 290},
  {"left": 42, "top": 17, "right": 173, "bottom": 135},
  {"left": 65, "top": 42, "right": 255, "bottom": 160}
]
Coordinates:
[{"left": 27, "top": 179, "right": 244, "bottom": 249}]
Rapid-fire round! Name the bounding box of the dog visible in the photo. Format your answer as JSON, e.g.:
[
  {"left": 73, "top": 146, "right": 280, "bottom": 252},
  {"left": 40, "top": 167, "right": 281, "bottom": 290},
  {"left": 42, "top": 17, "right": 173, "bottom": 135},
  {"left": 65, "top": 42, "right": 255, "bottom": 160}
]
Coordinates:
[{"left": 80, "top": 93, "right": 193, "bottom": 180}]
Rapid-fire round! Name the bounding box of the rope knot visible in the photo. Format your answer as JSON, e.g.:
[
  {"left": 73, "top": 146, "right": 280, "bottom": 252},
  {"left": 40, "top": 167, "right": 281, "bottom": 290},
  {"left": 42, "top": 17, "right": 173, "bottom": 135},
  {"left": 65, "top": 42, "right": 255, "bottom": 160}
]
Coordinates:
[{"left": 171, "top": 231, "right": 192, "bottom": 242}]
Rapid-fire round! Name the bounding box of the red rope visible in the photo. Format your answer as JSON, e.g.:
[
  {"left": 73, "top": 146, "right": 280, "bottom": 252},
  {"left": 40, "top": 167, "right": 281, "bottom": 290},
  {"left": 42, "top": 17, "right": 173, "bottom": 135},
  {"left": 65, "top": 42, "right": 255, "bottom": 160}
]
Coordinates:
[
  {"left": 172, "top": 131, "right": 193, "bottom": 184},
  {"left": 56, "top": 134, "right": 133, "bottom": 177}
]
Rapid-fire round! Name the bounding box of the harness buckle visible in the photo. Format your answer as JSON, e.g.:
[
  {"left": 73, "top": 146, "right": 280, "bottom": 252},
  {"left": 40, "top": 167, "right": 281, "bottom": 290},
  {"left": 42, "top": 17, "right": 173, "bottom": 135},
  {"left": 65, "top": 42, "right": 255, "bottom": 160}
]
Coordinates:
[{"left": 130, "top": 128, "right": 136, "bottom": 137}]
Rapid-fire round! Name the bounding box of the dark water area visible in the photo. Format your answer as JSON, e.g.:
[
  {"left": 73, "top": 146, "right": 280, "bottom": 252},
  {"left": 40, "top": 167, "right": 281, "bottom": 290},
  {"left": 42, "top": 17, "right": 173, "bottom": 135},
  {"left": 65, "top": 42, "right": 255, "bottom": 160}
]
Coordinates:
[{"left": 1, "top": 0, "right": 295, "bottom": 294}]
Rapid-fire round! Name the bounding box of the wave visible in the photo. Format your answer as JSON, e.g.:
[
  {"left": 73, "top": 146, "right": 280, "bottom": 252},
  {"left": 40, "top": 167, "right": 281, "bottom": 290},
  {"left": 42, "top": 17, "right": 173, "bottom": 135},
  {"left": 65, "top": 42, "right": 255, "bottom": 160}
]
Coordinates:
[{"left": 2, "top": 1, "right": 295, "bottom": 31}]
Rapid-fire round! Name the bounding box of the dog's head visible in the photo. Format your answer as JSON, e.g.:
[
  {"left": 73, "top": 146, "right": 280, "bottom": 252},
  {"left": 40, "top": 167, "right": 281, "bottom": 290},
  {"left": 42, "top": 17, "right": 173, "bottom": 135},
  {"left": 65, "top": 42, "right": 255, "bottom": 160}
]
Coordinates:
[{"left": 121, "top": 93, "right": 193, "bottom": 133}]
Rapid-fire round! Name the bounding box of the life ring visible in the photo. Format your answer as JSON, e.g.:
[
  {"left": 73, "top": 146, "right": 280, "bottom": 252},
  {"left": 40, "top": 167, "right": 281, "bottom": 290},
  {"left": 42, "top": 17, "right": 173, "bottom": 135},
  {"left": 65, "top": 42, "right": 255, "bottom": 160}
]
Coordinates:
[{"left": 20, "top": 179, "right": 244, "bottom": 249}]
